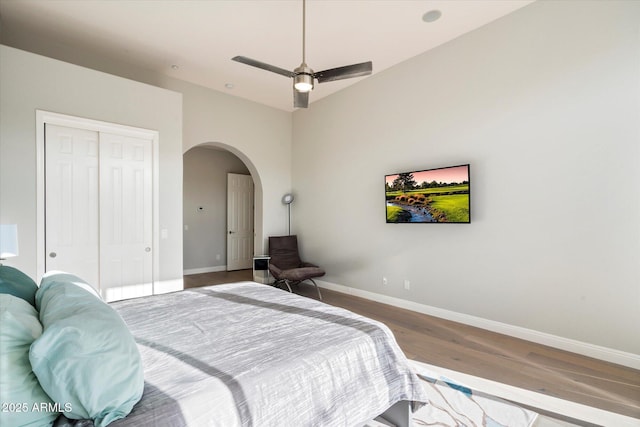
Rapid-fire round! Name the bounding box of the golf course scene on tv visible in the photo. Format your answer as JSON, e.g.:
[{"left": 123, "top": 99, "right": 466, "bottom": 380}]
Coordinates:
[{"left": 385, "top": 164, "right": 470, "bottom": 223}]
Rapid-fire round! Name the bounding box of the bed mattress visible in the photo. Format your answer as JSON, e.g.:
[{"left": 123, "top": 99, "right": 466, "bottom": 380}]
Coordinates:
[{"left": 102, "top": 282, "right": 427, "bottom": 426}]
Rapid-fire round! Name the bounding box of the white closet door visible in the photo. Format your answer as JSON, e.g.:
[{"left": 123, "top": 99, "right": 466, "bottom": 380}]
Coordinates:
[
  {"left": 227, "top": 173, "right": 254, "bottom": 270},
  {"left": 45, "top": 124, "right": 153, "bottom": 300},
  {"left": 45, "top": 124, "right": 100, "bottom": 288},
  {"left": 100, "top": 133, "right": 153, "bottom": 301}
]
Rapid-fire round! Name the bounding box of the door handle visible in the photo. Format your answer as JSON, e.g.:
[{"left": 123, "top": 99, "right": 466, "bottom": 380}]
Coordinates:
[
  {"left": 49, "top": 252, "right": 57, "bottom": 258},
  {"left": 145, "top": 247, "right": 151, "bottom": 252},
  {"left": 228, "top": 231, "right": 235, "bottom": 234}
]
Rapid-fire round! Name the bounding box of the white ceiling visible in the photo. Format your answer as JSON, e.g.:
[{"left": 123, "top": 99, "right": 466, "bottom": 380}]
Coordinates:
[{"left": 0, "top": 0, "right": 534, "bottom": 111}]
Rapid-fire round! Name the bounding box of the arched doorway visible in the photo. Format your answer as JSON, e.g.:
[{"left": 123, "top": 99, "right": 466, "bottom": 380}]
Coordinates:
[{"left": 182, "top": 142, "right": 263, "bottom": 280}]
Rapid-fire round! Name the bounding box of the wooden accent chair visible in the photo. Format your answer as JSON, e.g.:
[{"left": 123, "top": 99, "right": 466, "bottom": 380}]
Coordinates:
[{"left": 268, "top": 235, "right": 325, "bottom": 300}]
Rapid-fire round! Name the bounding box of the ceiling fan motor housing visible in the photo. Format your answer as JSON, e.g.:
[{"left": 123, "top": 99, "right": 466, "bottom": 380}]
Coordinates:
[{"left": 294, "top": 64, "right": 314, "bottom": 92}]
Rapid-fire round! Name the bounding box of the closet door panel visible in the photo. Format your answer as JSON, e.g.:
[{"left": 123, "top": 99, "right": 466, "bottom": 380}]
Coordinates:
[
  {"left": 45, "top": 124, "right": 100, "bottom": 289},
  {"left": 100, "top": 133, "right": 153, "bottom": 301}
]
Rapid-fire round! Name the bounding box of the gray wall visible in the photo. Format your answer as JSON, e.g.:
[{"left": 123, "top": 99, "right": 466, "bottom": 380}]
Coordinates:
[
  {"left": 0, "top": 43, "right": 293, "bottom": 287},
  {"left": 183, "top": 147, "right": 250, "bottom": 272},
  {"left": 292, "top": 1, "right": 640, "bottom": 355},
  {"left": 0, "top": 45, "right": 184, "bottom": 286},
  {"left": 160, "top": 78, "right": 293, "bottom": 254},
  {"left": 2, "top": 1, "right": 638, "bottom": 359}
]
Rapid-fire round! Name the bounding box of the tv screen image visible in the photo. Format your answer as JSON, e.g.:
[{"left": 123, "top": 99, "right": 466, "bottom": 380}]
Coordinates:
[{"left": 385, "top": 164, "right": 470, "bottom": 223}]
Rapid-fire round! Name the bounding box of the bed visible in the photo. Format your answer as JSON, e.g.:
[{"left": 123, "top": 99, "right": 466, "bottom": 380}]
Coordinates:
[
  {"left": 1, "top": 268, "right": 427, "bottom": 427},
  {"left": 107, "top": 282, "right": 427, "bottom": 426}
]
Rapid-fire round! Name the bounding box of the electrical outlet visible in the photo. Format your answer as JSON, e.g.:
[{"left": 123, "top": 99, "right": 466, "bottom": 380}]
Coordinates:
[
  {"left": 216, "top": 254, "right": 221, "bottom": 261},
  {"left": 382, "top": 277, "right": 388, "bottom": 286},
  {"left": 403, "top": 279, "right": 410, "bottom": 290}
]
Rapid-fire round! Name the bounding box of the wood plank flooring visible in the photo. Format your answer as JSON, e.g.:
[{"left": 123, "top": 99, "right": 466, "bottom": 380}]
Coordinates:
[{"left": 184, "top": 270, "right": 640, "bottom": 421}]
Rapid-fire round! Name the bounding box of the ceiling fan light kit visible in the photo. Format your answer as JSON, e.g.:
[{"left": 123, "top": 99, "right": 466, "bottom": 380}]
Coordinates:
[
  {"left": 232, "top": 0, "right": 372, "bottom": 108},
  {"left": 293, "top": 65, "right": 314, "bottom": 93}
]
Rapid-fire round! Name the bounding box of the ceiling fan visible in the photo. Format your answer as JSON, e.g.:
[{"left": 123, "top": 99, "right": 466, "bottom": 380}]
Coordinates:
[{"left": 232, "top": 0, "right": 372, "bottom": 109}]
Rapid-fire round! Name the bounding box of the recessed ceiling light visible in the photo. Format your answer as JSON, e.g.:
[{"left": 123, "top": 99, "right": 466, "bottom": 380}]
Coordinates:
[
  {"left": 225, "top": 83, "right": 235, "bottom": 89},
  {"left": 422, "top": 10, "right": 442, "bottom": 23},
  {"left": 170, "top": 64, "right": 179, "bottom": 70}
]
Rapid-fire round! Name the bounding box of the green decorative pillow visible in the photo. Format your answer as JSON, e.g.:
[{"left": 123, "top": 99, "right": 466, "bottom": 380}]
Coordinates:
[
  {"left": 0, "top": 265, "right": 38, "bottom": 307},
  {"left": 0, "top": 294, "right": 60, "bottom": 427},
  {"left": 30, "top": 272, "right": 144, "bottom": 427}
]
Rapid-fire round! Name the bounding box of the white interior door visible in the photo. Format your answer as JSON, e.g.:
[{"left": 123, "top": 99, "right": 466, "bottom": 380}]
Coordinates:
[
  {"left": 99, "top": 133, "right": 153, "bottom": 301},
  {"left": 45, "top": 124, "right": 100, "bottom": 288},
  {"left": 227, "top": 173, "right": 254, "bottom": 271}
]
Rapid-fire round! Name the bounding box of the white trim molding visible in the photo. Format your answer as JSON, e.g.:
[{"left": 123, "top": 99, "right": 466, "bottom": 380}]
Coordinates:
[
  {"left": 35, "top": 110, "right": 160, "bottom": 289},
  {"left": 154, "top": 278, "right": 184, "bottom": 295},
  {"left": 316, "top": 280, "right": 640, "bottom": 370}
]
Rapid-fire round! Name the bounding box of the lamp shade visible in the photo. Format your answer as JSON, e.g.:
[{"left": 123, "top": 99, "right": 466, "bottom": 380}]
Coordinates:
[
  {"left": 282, "top": 193, "right": 295, "bottom": 205},
  {"left": 0, "top": 224, "right": 19, "bottom": 259}
]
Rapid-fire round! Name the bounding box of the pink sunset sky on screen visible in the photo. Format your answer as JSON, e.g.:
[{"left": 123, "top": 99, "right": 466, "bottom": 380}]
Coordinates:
[{"left": 386, "top": 165, "right": 468, "bottom": 186}]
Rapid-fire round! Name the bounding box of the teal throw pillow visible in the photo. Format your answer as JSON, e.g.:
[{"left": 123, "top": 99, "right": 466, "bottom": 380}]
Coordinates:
[
  {"left": 30, "top": 272, "right": 144, "bottom": 427},
  {"left": 0, "top": 294, "right": 60, "bottom": 427},
  {"left": 0, "top": 265, "right": 38, "bottom": 307}
]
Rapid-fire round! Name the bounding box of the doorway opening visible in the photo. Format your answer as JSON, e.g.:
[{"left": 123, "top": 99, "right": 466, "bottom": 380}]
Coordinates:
[{"left": 182, "top": 143, "right": 262, "bottom": 277}]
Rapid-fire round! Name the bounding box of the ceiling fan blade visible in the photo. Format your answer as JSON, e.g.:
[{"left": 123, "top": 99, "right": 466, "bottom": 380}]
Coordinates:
[
  {"left": 232, "top": 56, "right": 295, "bottom": 78},
  {"left": 294, "top": 89, "right": 309, "bottom": 109},
  {"left": 314, "top": 61, "right": 372, "bottom": 83}
]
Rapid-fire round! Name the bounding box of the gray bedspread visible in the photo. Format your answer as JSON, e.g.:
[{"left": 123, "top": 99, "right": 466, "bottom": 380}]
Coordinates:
[{"left": 106, "top": 282, "right": 427, "bottom": 427}]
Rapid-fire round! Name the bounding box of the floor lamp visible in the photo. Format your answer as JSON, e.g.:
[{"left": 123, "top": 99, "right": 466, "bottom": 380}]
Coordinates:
[{"left": 282, "top": 193, "right": 294, "bottom": 235}]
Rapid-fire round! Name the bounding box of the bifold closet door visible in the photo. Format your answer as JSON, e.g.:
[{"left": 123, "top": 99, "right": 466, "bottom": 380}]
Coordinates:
[{"left": 45, "top": 124, "right": 153, "bottom": 300}]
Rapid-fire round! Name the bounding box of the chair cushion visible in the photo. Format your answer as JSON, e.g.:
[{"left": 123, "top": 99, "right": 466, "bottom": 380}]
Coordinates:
[
  {"left": 269, "top": 235, "right": 302, "bottom": 270},
  {"left": 280, "top": 266, "right": 325, "bottom": 282}
]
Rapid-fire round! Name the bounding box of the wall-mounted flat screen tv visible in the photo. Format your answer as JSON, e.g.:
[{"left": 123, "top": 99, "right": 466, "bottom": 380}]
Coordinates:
[{"left": 385, "top": 164, "right": 470, "bottom": 223}]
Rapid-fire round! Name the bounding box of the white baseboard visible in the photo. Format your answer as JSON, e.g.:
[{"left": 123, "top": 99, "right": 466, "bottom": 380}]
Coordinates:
[
  {"left": 316, "top": 280, "right": 640, "bottom": 370},
  {"left": 183, "top": 265, "right": 226, "bottom": 275},
  {"left": 155, "top": 278, "right": 184, "bottom": 295}
]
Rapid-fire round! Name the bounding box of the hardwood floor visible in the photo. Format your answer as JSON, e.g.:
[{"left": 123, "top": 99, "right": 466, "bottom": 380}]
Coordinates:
[
  {"left": 184, "top": 270, "right": 640, "bottom": 421},
  {"left": 183, "top": 269, "right": 256, "bottom": 288}
]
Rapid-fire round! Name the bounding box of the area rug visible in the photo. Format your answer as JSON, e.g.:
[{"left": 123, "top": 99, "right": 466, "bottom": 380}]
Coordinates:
[
  {"left": 364, "top": 360, "right": 540, "bottom": 427},
  {"left": 405, "top": 361, "right": 637, "bottom": 427},
  {"left": 408, "top": 360, "right": 538, "bottom": 427}
]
